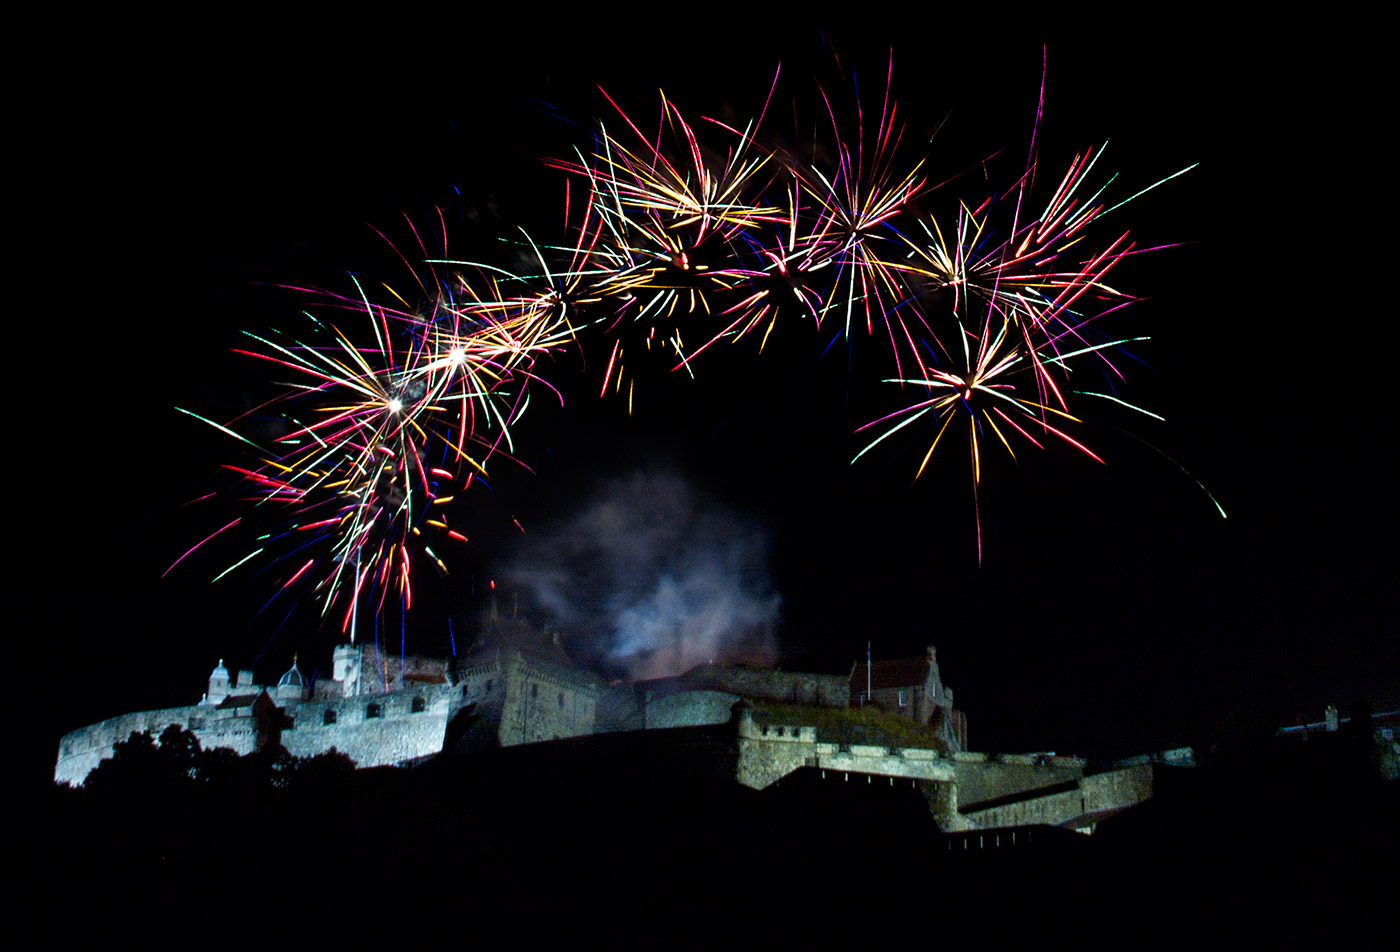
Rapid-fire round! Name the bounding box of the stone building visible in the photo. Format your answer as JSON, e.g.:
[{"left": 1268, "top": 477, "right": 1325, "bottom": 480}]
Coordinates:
[
  {"left": 54, "top": 614, "right": 602, "bottom": 786},
  {"left": 598, "top": 661, "right": 852, "bottom": 733},
  {"left": 851, "top": 646, "right": 968, "bottom": 752},
  {"left": 54, "top": 649, "right": 459, "bottom": 786},
  {"left": 54, "top": 627, "right": 1159, "bottom": 837},
  {"left": 447, "top": 614, "right": 601, "bottom": 749}
]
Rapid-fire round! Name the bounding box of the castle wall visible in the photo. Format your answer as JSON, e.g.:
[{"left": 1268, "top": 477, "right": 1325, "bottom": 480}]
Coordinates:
[
  {"left": 453, "top": 659, "right": 504, "bottom": 708},
  {"left": 498, "top": 658, "right": 597, "bottom": 746},
  {"left": 646, "top": 690, "right": 739, "bottom": 729},
  {"left": 55, "top": 702, "right": 273, "bottom": 786},
  {"left": 56, "top": 706, "right": 205, "bottom": 786},
  {"left": 279, "top": 686, "right": 452, "bottom": 768},
  {"left": 952, "top": 753, "right": 1087, "bottom": 810},
  {"left": 56, "top": 683, "right": 458, "bottom": 784},
  {"left": 960, "top": 764, "right": 1154, "bottom": 830},
  {"left": 356, "top": 646, "right": 450, "bottom": 694},
  {"left": 733, "top": 708, "right": 956, "bottom": 790},
  {"left": 704, "top": 666, "right": 849, "bottom": 707}
]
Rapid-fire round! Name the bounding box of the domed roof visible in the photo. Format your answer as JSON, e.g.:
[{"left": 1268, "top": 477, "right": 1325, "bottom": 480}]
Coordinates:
[
  {"left": 210, "top": 659, "right": 230, "bottom": 681},
  {"left": 278, "top": 656, "right": 305, "bottom": 688}
]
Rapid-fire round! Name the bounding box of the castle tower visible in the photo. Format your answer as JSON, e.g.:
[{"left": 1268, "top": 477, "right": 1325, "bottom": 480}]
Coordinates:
[
  {"left": 276, "top": 655, "right": 306, "bottom": 704},
  {"left": 206, "top": 659, "right": 230, "bottom": 706},
  {"left": 332, "top": 644, "right": 362, "bottom": 698}
]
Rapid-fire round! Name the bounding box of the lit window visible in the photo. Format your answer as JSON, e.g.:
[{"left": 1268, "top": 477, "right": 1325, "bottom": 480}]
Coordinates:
[{"left": 898, "top": 689, "right": 908, "bottom": 707}]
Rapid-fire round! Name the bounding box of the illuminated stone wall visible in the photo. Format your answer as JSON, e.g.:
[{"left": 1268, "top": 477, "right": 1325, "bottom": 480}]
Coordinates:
[
  {"left": 279, "top": 686, "right": 452, "bottom": 768},
  {"left": 952, "top": 752, "right": 1087, "bottom": 809},
  {"left": 497, "top": 657, "right": 598, "bottom": 746},
  {"left": 960, "top": 764, "right": 1154, "bottom": 830}
]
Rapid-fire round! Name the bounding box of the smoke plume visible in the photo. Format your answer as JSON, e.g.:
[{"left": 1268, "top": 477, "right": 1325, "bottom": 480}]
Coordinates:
[{"left": 503, "top": 469, "right": 780, "bottom": 679}]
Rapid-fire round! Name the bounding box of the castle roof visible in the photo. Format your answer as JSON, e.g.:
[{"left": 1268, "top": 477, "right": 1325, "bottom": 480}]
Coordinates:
[
  {"left": 278, "top": 657, "right": 305, "bottom": 688},
  {"left": 464, "top": 614, "right": 575, "bottom": 670}
]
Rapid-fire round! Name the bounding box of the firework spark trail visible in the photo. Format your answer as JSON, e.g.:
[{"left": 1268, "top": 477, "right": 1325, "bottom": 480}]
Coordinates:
[
  {"left": 782, "top": 53, "right": 935, "bottom": 379},
  {"left": 184, "top": 54, "right": 1207, "bottom": 634},
  {"left": 546, "top": 87, "right": 793, "bottom": 403},
  {"left": 188, "top": 254, "right": 567, "bottom": 632}
]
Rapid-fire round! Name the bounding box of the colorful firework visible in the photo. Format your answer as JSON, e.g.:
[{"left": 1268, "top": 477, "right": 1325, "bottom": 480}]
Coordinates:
[
  {"left": 179, "top": 53, "right": 1209, "bottom": 636},
  {"left": 179, "top": 257, "right": 564, "bottom": 634},
  {"left": 549, "top": 84, "right": 789, "bottom": 403}
]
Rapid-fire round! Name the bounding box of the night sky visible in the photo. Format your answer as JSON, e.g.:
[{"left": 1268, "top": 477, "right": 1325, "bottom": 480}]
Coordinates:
[{"left": 42, "top": 23, "right": 1392, "bottom": 784}]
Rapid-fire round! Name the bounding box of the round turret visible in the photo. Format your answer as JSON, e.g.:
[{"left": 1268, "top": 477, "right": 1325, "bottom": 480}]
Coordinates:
[
  {"left": 276, "top": 655, "right": 306, "bottom": 703},
  {"left": 206, "top": 658, "right": 231, "bottom": 706}
]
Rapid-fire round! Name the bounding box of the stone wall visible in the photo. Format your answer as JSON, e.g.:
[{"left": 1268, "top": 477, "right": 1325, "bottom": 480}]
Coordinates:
[
  {"left": 55, "top": 683, "right": 458, "bottom": 784},
  {"left": 661, "top": 664, "right": 849, "bottom": 707},
  {"left": 714, "top": 666, "right": 850, "bottom": 707},
  {"left": 646, "top": 690, "right": 739, "bottom": 729},
  {"left": 279, "top": 686, "right": 452, "bottom": 768},
  {"left": 952, "top": 752, "right": 1087, "bottom": 809},
  {"left": 454, "top": 659, "right": 504, "bottom": 708},
  {"left": 733, "top": 707, "right": 955, "bottom": 791},
  {"left": 56, "top": 706, "right": 208, "bottom": 786},
  {"left": 356, "top": 645, "right": 450, "bottom": 693},
  {"left": 498, "top": 658, "right": 597, "bottom": 746},
  {"left": 961, "top": 765, "right": 1154, "bottom": 830}
]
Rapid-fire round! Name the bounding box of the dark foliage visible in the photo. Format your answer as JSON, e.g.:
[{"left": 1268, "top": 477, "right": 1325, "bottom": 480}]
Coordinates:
[{"left": 80, "top": 725, "right": 356, "bottom": 798}]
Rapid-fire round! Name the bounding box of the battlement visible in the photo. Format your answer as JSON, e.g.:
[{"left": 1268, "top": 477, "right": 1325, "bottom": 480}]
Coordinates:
[{"left": 55, "top": 637, "right": 1152, "bottom": 837}]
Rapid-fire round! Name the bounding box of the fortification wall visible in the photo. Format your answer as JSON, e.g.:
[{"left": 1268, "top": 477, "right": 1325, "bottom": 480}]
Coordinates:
[
  {"left": 56, "top": 681, "right": 460, "bottom": 784},
  {"left": 357, "top": 646, "right": 449, "bottom": 693},
  {"left": 734, "top": 710, "right": 955, "bottom": 789},
  {"left": 56, "top": 702, "right": 274, "bottom": 785},
  {"left": 498, "top": 660, "right": 598, "bottom": 746},
  {"left": 56, "top": 706, "right": 202, "bottom": 785},
  {"left": 961, "top": 764, "right": 1153, "bottom": 830},
  {"left": 453, "top": 659, "right": 503, "bottom": 708},
  {"left": 279, "top": 686, "right": 452, "bottom": 768},
  {"left": 709, "top": 666, "right": 848, "bottom": 707},
  {"left": 952, "top": 753, "right": 1087, "bottom": 809},
  {"left": 646, "top": 690, "right": 739, "bottom": 729}
]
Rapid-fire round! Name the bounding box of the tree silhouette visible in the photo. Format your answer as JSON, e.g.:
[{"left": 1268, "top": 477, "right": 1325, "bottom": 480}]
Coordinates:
[{"left": 79, "top": 726, "right": 357, "bottom": 796}]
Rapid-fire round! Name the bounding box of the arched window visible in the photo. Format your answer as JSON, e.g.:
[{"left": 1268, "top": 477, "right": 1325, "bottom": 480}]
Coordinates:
[
  {"left": 411, "top": 696, "right": 426, "bottom": 713},
  {"left": 367, "top": 703, "right": 382, "bottom": 719},
  {"left": 324, "top": 709, "right": 337, "bottom": 725}
]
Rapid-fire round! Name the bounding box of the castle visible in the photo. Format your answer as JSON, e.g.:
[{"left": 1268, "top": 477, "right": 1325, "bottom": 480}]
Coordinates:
[{"left": 55, "top": 618, "right": 1166, "bottom": 833}]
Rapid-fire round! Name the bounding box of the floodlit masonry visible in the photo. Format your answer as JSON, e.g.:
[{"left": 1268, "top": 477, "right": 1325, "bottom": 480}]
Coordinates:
[
  {"left": 54, "top": 627, "right": 1166, "bottom": 833},
  {"left": 55, "top": 622, "right": 601, "bottom": 786}
]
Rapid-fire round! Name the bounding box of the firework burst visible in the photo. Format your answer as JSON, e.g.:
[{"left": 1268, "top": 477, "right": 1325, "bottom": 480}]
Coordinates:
[{"left": 180, "top": 258, "right": 564, "bottom": 633}]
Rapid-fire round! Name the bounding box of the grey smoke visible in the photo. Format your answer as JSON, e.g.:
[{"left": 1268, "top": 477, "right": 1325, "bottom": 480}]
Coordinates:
[{"left": 504, "top": 469, "right": 780, "bottom": 679}]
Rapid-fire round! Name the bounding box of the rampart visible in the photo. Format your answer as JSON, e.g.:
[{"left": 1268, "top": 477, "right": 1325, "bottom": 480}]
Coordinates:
[
  {"left": 56, "top": 675, "right": 456, "bottom": 785},
  {"left": 960, "top": 764, "right": 1154, "bottom": 831},
  {"left": 279, "top": 685, "right": 453, "bottom": 768},
  {"left": 952, "top": 752, "right": 1088, "bottom": 809},
  {"left": 734, "top": 705, "right": 956, "bottom": 791}
]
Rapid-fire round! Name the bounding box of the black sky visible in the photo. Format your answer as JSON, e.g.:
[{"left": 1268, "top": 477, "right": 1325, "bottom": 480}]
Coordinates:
[{"left": 42, "top": 21, "right": 1392, "bottom": 782}]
